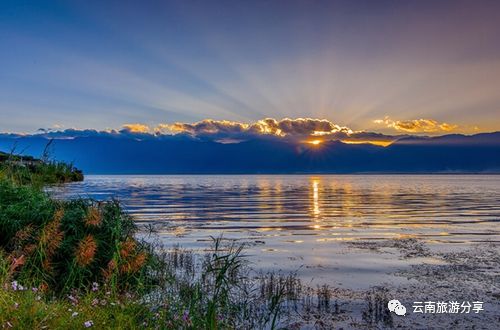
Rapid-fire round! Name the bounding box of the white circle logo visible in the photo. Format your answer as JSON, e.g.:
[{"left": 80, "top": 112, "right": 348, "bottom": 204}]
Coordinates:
[{"left": 388, "top": 299, "right": 406, "bottom": 316}]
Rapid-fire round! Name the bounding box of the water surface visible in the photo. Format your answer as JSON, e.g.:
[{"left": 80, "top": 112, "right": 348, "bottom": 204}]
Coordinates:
[{"left": 50, "top": 175, "right": 500, "bottom": 289}]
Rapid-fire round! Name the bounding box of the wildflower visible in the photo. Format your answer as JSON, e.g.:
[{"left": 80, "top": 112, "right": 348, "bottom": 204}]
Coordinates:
[
  {"left": 182, "top": 310, "right": 192, "bottom": 326},
  {"left": 40, "top": 211, "right": 64, "bottom": 257},
  {"left": 84, "top": 320, "right": 94, "bottom": 328},
  {"left": 91, "top": 298, "right": 99, "bottom": 307},
  {"left": 11, "top": 281, "right": 18, "bottom": 291},
  {"left": 40, "top": 283, "right": 49, "bottom": 293},
  {"left": 35, "top": 296, "right": 41, "bottom": 301},
  {"left": 32, "top": 287, "right": 38, "bottom": 292},
  {"left": 68, "top": 295, "right": 79, "bottom": 305},
  {"left": 85, "top": 206, "right": 102, "bottom": 227},
  {"left": 131, "top": 252, "right": 147, "bottom": 271},
  {"left": 102, "top": 260, "right": 116, "bottom": 280},
  {"left": 71, "top": 312, "right": 79, "bottom": 318},
  {"left": 14, "top": 225, "right": 34, "bottom": 242},
  {"left": 91, "top": 282, "right": 99, "bottom": 292},
  {"left": 53, "top": 208, "right": 65, "bottom": 222},
  {"left": 9, "top": 255, "right": 26, "bottom": 274},
  {"left": 22, "top": 244, "right": 37, "bottom": 256},
  {"left": 75, "top": 235, "right": 97, "bottom": 267},
  {"left": 119, "top": 238, "right": 136, "bottom": 259}
]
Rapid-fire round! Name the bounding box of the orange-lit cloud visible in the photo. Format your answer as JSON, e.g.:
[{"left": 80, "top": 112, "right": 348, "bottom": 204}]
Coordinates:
[
  {"left": 164, "top": 119, "right": 249, "bottom": 135},
  {"left": 52, "top": 117, "right": 465, "bottom": 147},
  {"left": 163, "top": 118, "right": 353, "bottom": 138},
  {"left": 122, "top": 123, "right": 151, "bottom": 133},
  {"left": 113, "top": 118, "right": 410, "bottom": 147},
  {"left": 374, "top": 117, "right": 458, "bottom": 133}
]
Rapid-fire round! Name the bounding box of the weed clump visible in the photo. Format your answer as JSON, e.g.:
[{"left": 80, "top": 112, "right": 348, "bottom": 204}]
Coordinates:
[{"left": 0, "top": 179, "right": 154, "bottom": 296}]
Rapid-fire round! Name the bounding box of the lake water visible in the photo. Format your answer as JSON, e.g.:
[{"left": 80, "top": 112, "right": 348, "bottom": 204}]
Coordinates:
[{"left": 50, "top": 175, "right": 500, "bottom": 289}]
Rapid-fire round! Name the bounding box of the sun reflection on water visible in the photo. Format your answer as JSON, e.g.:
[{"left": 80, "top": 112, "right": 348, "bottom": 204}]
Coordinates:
[{"left": 311, "top": 178, "right": 321, "bottom": 225}]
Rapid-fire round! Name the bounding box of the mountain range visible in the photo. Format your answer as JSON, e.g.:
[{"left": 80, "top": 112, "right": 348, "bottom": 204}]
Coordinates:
[{"left": 0, "top": 131, "right": 499, "bottom": 174}]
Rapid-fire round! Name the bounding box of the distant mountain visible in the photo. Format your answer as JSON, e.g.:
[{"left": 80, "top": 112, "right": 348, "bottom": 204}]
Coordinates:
[{"left": 0, "top": 132, "right": 499, "bottom": 174}]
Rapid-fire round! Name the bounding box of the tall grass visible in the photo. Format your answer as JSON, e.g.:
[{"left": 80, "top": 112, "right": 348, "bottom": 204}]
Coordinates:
[
  {"left": 0, "top": 179, "right": 153, "bottom": 296},
  {"left": 0, "top": 150, "right": 83, "bottom": 187}
]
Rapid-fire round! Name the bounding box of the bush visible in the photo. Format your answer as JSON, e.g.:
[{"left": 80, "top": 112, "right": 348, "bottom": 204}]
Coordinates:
[{"left": 0, "top": 179, "right": 154, "bottom": 296}]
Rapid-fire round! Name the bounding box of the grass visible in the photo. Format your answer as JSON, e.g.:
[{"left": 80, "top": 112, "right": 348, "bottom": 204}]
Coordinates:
[
  {"left": 0, "top": 153, "right": 352, "bottom": 329},
  {"left": 0, "top": 150, "right": 83, "bottom": 187}
]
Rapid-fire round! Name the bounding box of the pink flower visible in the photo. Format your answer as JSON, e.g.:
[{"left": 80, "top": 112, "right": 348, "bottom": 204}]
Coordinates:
[
  {"left": 84, "top": 320, "right": 94, "bottom": 328},
  {"left": 68, "top": 295, "right": 79, "bottom": 305}
]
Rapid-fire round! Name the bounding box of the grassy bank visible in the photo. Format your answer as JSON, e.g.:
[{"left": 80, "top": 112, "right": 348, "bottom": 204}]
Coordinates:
[{"left": 0, "top": 150, "right": 83, "bottom": 186}]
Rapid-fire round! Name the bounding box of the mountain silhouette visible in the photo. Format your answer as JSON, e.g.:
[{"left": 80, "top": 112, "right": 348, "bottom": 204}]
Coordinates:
[{"left": 0, "top": 132, "right": 499, "bottom": 174}]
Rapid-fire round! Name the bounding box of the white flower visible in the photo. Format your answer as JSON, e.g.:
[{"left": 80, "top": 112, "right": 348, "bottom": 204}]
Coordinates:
[
  {"left": 72, "top": 312, "right": 79, "bottom": 318},
  {"left": 11, "top": 281, "right": 18, "bottom": 291}
]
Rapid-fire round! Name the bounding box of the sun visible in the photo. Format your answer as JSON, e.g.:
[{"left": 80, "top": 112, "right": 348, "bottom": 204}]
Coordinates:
[{"left": 307, "top": 139, "right": 322, "bottom": 146}]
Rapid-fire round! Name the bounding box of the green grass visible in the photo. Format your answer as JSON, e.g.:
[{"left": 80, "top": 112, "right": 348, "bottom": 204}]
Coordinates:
[
  {"left": 0, "top": 285, "right": 151, "bottom": 329},
  {"left": 0, "top": 149, "right": 83, "bottom": 187}
]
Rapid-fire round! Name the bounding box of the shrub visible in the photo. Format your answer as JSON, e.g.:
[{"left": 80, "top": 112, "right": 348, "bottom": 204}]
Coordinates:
[{"left": 0, "top": 179, "right": 154, "bottom": 296}]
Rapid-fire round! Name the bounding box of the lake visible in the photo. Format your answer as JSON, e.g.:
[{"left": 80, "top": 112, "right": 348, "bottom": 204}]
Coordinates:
[{"left": 49, "top": 175, "right": 500, "bottom": 289}]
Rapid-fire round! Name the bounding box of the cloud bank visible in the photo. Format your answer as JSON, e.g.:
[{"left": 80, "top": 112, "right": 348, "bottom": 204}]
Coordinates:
[
  {"left": 116, "top": 118, "right": 400, "bottom": 145},
  {"left": 165, "top": 118, "right": 352, "bottom": 138},
  {"left": 19, "top": 117, "right": 467, "bottom": 147},
  {"left": 374, "top": 117, "right": 458, "bottom": 133}
]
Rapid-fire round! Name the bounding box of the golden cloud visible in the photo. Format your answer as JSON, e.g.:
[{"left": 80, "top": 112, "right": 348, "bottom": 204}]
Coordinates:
[
  {"left": 163, "top": 119, "right": 249, "bottom": 135},
  {"left": 374, "top": 117, "right": 458, "bottom": 133},
  {"left": 162, "top": 118, "right": 353, "bottom": 138},
  {"left": 122, "top": 123, "right": 151, "bottom": 133}
]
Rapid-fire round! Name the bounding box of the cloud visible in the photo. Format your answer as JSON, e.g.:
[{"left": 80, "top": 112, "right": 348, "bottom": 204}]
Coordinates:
[
  {"left": 12, "top": 117, "right": 462, "bottom": 147},
  {"left": 164, "top": 119, "right": 249, "bottom": 136},
  {"left": 374, "top": 117, "right": 458, "bottom": 133},
  {"left": 163, "top": 118, "right": 353, "bottom": 139},
  {"left": 122, "top": 123, "right": 151, "bottom": 133}
]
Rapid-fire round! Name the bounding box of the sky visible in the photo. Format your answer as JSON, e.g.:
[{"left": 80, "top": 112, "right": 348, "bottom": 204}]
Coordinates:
[{"left": 1, "top": 0, "right": 500, "bottom": 135}]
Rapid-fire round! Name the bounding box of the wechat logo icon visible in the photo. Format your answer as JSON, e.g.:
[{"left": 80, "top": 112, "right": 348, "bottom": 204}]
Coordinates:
[{"left": 388, "top": 299, "right": 406, "bottom": 316}]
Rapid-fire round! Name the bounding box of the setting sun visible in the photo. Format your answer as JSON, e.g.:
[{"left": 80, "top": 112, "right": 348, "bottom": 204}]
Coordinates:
[{"left": 308, "top": 139, "right": 322, "bottom": 145}]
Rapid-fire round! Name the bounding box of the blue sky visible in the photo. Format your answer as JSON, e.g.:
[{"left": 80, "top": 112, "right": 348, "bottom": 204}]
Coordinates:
[{"left": 1, "top": 0, "right": 500, "bottom": 134}]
